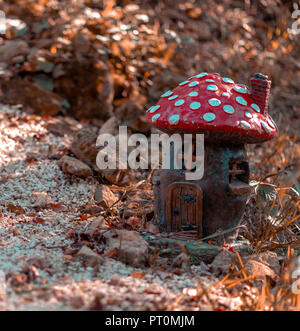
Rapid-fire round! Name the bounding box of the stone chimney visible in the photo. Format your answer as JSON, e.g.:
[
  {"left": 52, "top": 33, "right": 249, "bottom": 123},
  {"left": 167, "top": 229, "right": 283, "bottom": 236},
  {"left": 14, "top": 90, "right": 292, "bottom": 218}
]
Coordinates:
[{"left": 250, "top": 73, "right": 271, "bottom": 115}]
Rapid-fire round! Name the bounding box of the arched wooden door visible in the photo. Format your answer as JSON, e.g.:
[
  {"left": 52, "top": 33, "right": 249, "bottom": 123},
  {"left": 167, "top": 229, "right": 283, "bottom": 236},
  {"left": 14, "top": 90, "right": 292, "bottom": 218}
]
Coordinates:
[{"left": 166, "top": 182, "right": 203, "bottom": 237}]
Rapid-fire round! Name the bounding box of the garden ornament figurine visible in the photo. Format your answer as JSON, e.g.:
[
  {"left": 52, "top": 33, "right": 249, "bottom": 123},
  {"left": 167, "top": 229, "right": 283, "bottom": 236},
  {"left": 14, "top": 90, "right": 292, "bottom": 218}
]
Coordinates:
[{"left": 146, "top": 72, "right": 277, "bottom": 239}]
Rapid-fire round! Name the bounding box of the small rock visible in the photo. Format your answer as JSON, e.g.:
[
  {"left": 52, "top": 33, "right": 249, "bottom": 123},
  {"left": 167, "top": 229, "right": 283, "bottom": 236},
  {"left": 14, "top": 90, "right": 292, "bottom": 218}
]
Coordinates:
[
  {"left": 65, "top": 229, "right": 76, "bottom": 239},
  {"left": 103, "top": 230, "right": 149, "bottom": 267},
  {"left": 244, "top": 260, "right": 276, "bottom": 279},
  {"left": 115, "top": 103, "right": 144, "bottom": 123},
  {"left": 7, "top": 202, "right": 25, "bottom": 215},
  {"left": 1, "top": 79, "right": 63, "bottom": 116},
  {"left": 249, "top": 251, "right": 280, "bottom": 275},
  {"left": 71, "top": 128, "right": 99, "bottom": 169},
  {"left": 172, "top": 252, "right": 190, "bottom": 270},
  {"left": 0, "top": 40, "right": 29, "bottom": 61},
  {"left": 69, "top": 295, "right": 85, "bottom": 309},
  {"left": 80, "top": 204, "right": 102, "bottom": 215},
  {"left": 11, "top": 55, "right": 25, "bottom": 64},
  {"left": 244, "top": 251, "right": 280, "bottom": 278},
  {"left": 84, "top": 216, "right": 105, "bottom": 237},
  {"left": 129, "top": 115, "right": 151, "bottom": 133},
  {"left": 109, "top": 275, "right": 124, "bottom": 286},
  {"left": 98, "top": 116, "right": 120, "bottom": 136},
  {"left": 31, "top": 192, "right": 52, "bottom": 207},
  {"left": 210, "top": 250, "right": 236, "bottom": 273},
  {"left": 58, "top": 155, "right": 93, "bottom": 178},
  {"left": 46, "top": 117, "right": 75, "bottom": 137},
  {"left": 76, "top": 245, "right": 104, "bottom": 266},
  {"left": 94, "top": 185, "right": 118, "bottom": 208},
  {"left": 99, "top": 169, "right": 125, "bottom": 184},
  {"left": 197, "top": 22, "right": 212, "bottom": 41}
]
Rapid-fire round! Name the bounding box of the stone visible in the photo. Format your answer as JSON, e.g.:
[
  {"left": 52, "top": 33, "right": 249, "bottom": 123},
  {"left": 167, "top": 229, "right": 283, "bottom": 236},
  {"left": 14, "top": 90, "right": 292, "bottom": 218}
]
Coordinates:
[
  {"left": 115, "top": 103, "right": 144, "bottom": 123},
  {"left": 244, "top": 260, "right": 276, "bottom": 279},
  {"left": 172, "top": 252, "right": 190, "bottom": 269},
  {"left": 76, "top": 245, "right": 104, "bottom": 266},
  {"left": 251, "top": 251, "right": 280, "bottom": 275},
  {"left": 244, "top": 251, "right": 280, "bottom": 278},
  {"left": 99, "top": 169, "right": 126, "bottom": 184},
  {"left": 98, "top": 116, "right": 120, "bottom": 136},
  {"left": 71, "top": 128, "right": 99, "bottom": 169},
  {"left": 70, "top": 128, "right": 127, "bottom": 182},
  {"left": 31, "top": 192, "right": 52, "bottom": 207},
  {"left": 94, "top": 185, "right": 118, "bottom": 208},
  {"left": 129, "top": 115, "right": 151, "bottom": 133},
  {"left": 210, "top": 250, "right": 237, "bottom": 273},
  {"left": 58, "top": 155, "right": 93, "bottom": 178},
  {"left": 103, "top": 230, "right": 149, "bottom": 267},
  {"left": 1, "top": 79, "right": 63, "bottom": 116},
  {"left": 7, "top": 202, "right": 25, "bottom": 215},
  {"left": 197, "top": 22, "right": 212, "bottom": 41},
  {"left": 84, "top": 216, "right": 105, "bottom": 237},
  {"left": 80, "top": 204, "right": 102, "bottom": 215},
  {"left": 46, "top": 117, "right": 76, "bottom": 137},
  {"left": 145, "top": 236, "right": 221, "bottom": 264},
  {"left": 0, "top": 40, "right": 29, "bottom": 61}
]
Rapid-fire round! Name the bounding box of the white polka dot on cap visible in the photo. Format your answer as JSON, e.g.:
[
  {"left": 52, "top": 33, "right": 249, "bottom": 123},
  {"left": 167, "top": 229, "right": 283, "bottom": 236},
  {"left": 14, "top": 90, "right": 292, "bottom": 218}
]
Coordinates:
[
  {"left": 208, "top": 98, "right": 221, "bottom": 106},
  {"left": 175, "top": 99, "right": 185, "bottom": 106},
  {"left": 149, "top": 105, "right": 160, "bottom": 113},
  {"left": 161, "top": 90, "right": 173, "bottom": 97},
  {"left": 251, "top": 104, "right": 260, "bottom": 112},
  {"left": 261, "top": 121, "right": 272, "bottom": 133},
  {"left": 207, "top": 85, "right": 218, "bottom": 91},
  {"left": 190, "top": 102, "right": 201, "bottom": 110},
  {"left": 239, "top": 120, "right": 250, "bottom": 130},
  {"left": 179, "top": 80, "right": 189, "bottom": 86},
  {"left": 222, "top": 77, "right": 234, "bottom": 84},
  {"left": 223, "top": 105, "right": 234, "bottom": 114},
  {"left": 236, "top": 96, "right": 247, "bottom": 106},
  {"left": 233, "top": 86, "right": 247, "bottom": 94},
  {"left": 169, "top": 115, "right": 180, "bottom": 125},
  {"left": 203, "top": 113, "right": 216, "bottom": 122},
  {"left": 189, "top": 81, "right": 199, "bottom": 87},
  {"left": 152, "top": 114, "right": 161, "bottom": 122},
  {"left": 195, "top": 72, "right": 207, "bottom": 78}
]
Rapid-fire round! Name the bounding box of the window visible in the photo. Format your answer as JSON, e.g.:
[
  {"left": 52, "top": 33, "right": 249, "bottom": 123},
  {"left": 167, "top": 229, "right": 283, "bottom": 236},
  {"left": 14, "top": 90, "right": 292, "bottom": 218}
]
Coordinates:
[{"left": 228, "top": 160, "right": 249, "bottom": 183}]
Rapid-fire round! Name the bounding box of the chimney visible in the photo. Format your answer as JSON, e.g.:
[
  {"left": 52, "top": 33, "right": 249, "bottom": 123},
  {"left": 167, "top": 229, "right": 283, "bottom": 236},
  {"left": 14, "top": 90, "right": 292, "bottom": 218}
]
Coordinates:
[{"left": 250, "top": 73, "right": 271, "bottom": 115}]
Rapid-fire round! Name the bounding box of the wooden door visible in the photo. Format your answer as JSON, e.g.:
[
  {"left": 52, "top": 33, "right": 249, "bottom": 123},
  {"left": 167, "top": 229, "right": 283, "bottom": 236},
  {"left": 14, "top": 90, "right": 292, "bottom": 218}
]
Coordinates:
[{"left": 166, "top": 182, "right": 203, "bottom": 236}]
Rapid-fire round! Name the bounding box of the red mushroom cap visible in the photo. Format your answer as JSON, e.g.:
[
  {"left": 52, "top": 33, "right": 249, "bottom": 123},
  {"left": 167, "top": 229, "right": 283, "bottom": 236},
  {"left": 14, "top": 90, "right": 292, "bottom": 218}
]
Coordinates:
[{"left": 146, "top": 73, "right": 277, "bottom": 144}]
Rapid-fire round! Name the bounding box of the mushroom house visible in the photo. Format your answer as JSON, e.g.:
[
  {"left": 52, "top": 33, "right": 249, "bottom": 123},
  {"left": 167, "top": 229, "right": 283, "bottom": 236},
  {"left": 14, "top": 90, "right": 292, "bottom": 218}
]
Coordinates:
[{"left": 146, "top": 73, "right": 277, "bottom": 240}]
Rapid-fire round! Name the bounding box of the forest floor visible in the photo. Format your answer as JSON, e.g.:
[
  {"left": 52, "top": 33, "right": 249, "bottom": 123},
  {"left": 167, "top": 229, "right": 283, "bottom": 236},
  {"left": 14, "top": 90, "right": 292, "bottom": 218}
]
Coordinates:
[
  {"left": 0, "top": 105, "right": 237, "bottom": 311},
  {"left": 0, "top": 104, "right": 299, "bottom": 311}
]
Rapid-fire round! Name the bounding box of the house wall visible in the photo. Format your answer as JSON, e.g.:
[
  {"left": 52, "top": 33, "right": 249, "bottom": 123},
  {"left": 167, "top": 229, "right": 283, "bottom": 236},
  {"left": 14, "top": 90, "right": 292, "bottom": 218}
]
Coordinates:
[{"left": 153, "top": 144, "right": 250, "bottom": 239}]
